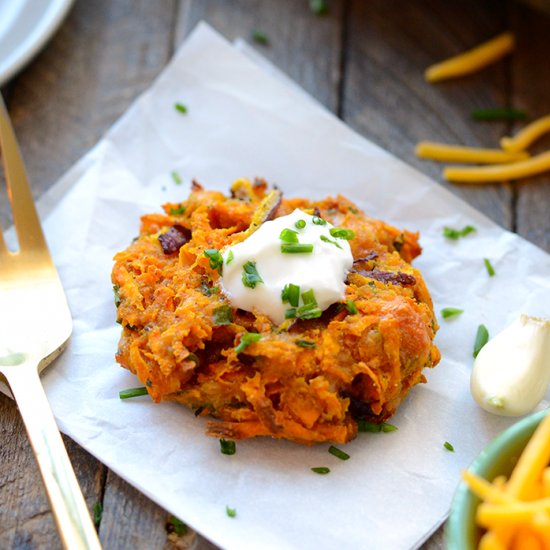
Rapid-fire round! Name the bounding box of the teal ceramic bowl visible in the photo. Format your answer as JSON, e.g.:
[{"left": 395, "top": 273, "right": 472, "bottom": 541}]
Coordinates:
[{"left": 446, "top": 408, "right": 549, "bottom": 549}]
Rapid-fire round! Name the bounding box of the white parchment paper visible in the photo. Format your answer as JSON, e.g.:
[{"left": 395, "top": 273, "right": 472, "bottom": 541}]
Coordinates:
[{"left": 9, "top": 23, "right": 550, "bottom": 549}]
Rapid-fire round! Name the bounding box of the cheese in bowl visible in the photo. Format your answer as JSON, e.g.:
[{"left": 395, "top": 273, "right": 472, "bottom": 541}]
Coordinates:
[{"left": 112, "top": 178, "right": 440, "bottom": 444}]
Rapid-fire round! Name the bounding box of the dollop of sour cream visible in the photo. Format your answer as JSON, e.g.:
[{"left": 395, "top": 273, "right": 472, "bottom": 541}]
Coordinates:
[{"left": 221, "top": 209, "right": 354, "bottom": 324}]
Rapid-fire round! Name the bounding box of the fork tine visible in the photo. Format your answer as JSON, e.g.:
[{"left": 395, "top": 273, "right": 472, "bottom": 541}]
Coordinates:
[{"left": 0, "top": 94, "right": 48, "bottom": 254}]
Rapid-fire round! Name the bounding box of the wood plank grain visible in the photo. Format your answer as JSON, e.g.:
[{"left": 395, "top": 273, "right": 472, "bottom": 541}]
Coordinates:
[
  {"left": 175, "top": 0, "right": 344, "bottom": 112},
  {"left": 342, "top": 0, "right": 513, "bottom": 229},
  {"left": 1, "top": 0, "right": 179, "bottom": 548},
  {"left": 510, "top": 2, "right": 550, "bottom": 252},
  {"left": 0, "top": 393, "right": 105, "bottom": 549}
]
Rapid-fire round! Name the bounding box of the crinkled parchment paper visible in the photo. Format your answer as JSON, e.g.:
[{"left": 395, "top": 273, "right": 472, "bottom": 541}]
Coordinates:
[{"left": 6, "top": 23, "right": 550, "bottom": 550}]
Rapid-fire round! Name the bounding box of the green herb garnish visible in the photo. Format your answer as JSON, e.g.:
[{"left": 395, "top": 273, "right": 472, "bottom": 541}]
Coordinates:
[
  {"left": 235, "top": 332, "right": 262, "bottom": 354},
  {"left": 214, "top": 305, "right": 233, "bottom": 326},
  {"left": 471, "top": 107, "right": 527, "bottom": 121},
  {"left": 484, "top": 258, "right": 495, "bottom": 277},
  {"left": 345, "top": 300, "right": 358, "bottom": 315},
  {"left": 312, "top": 216, "right": 326, "bottom": 226},
  {"left": 302, "top": 289, "right": 317, "bottom": 306},
  {"left": 281, "top": 243, "right": 314, "bottom": 254},
  {"left": 444, "top": 441, "right": 455, "bottom": 452},
  {"left": 251, "top": 30, "right": 269, "bottom": 45},
  {"left": 92, "top": 502, "right": 103, "bottom": 527},
  {"left": 169, "top": 205, "right": 186, "bottom": 216},
  {"left": 310, "top": 0, "right": 328, "bottom": 15},
  {"left": 473, "top": 324, "right": 489, "bottom": 358},
  {"left": 167, "top": 515, "right": 188, "bottom": 536},
  {"left": 311, "top": 466, "right": 330, "bottom": 474},
  {"left": 279, "top": 228, "right": 299, "bottom": 243},
  {"left": 113, "top": 284, "right": 121, "bottom": 307},
  {"left": 200, "top": 280, "right": 219, "bottom": 297},
  {"left": 295, "top": 339, "right": 316, "bottom": 348},
  {"left": 329, "top": 227, "right": 355, "bottom": 240},
  {"left": 295, "top": 219, "right": 306, "bottom": 229},
  {"left": 357, "top": 420, "right": 398, "bottom": 433},
  {"left": 174, "top": 102, "right": 188, "bottom": 114},
  {"left": 328, "top": 445, "right": 350, "bottom": 461},
  {"left": 226, "top": 506, "right": 237, "bottom": 518},
  {"left": 281, "top": 283, "right": 300, "bottom": 307},
  {"left": 171, "top": 170, "right": 182, "bottom": 184},
  {"left": 242, "top": 261, "right": 263, "bottom": 288},
  {"left": 443, "top": 225, "right": 476, "bottom": 240},
  {"left": 320, "top": 235, "right": 342, "bottom": 249},
  {"left": 220, "top": 439, "right": 236, "bottom": 455},
  {"left": 119, "top": 387, "right": 148, "bottom": 400},
  {"left": 296, "top": 304, "right": 322, "bottom": 320},
  {"left": 441, "top": 307, "right": 464, "bottom": 319},
  {"left": 285, "top": 308, "right": 297, "bottom": 319},
  {"left": 204, "top": 249, "right": 224, "bottom": 275},
  {"left": 226, "top": 250, "right": 234, "bottom": 265}
]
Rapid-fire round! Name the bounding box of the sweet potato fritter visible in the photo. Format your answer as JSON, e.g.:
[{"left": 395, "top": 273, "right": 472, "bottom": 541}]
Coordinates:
[{"left": 112, "top": 178, "right": 440, "bottom": 444}]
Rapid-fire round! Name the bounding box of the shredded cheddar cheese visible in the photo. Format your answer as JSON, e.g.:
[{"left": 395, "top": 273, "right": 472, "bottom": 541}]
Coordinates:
[
  {"left": 416, "top": 141, "right": 528, "bottom": 164},
  {"left": 501, "top": 114, "right": 550, "bottom": 153},
  {"left": 425, "top": 32, "right": 515, "bottom": 83},
  {"left": 462, "top": 412, "right": 550, "bottom": 548},
  {"left": 443, "top": 151, "right": 550, "bottom": 183}
]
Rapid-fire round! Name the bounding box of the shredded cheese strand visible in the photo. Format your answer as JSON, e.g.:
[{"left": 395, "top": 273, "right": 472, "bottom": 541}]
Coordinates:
[
  {"left": 501, "top": 114, "right": 550, "bottom": 153},
  {"left": 425, "top": 32, "right": 515, "bottom": 83},
  {"left": 416, "top": 141, "right": 528, "bottom": 164},
  {"left": 443, "top": 150, "right": 550, "bottom": 183}
]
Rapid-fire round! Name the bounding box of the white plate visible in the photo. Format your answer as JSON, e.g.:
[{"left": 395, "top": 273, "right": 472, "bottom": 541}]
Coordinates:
[{"left": 0, "top": 0, "right": 73, "bottom": 86}]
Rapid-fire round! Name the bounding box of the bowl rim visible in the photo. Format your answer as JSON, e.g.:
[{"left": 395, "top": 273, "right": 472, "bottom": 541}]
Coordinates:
[{"left": 446, "top": 408, "right": 549, "bottom": 550}]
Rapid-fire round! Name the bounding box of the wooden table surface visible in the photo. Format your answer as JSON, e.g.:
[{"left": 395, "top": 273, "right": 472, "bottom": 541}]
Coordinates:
[{"left": 1, "top": 1, "right": 550, "bottom": 548}]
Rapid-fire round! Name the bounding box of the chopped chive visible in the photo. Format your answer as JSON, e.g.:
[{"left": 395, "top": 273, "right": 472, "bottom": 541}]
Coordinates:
[
  {"left": 220, "top": 439, "right": 236, "bottom": 455},
  {"left": 242, "top": 261, "right": 263, "bottom": 288},
  {"left": 119, "top": 387, "right": 148, "bottom": 400},
  {"left": 320, "top": 235, "right": 342, "bottom": 249},
  {"left": 282, "top": 283, "right": 300, "bottom": 307},
  {"left": 174, "top": 102, "right": 188, "bottom": 114},
  {"left": 171, "top": 170, "right": 182, "bottom": 184},
  {"left": 441, "top": 307, "right": 464, "bottom": 319},
  {"left": 328, "top": 445, "right": 350, "bottom": 461},
  {"left": 444, "top": 441, "right": 455, "bottom": 452},
  {"left": 473, "top": 324, "right": 489, "bottom": 358},
  {"left": 329, "top": 227, "right": 356, "bottom": 240},
  {"left": 357, "top": 420, "right": 398, "bottom": 433},
  {"left": 226, "top": 250, "right": 234, "bottom": 265},
  {"left": 310, "top": 0, "right": 328, "bottom": 15},
  {"left": 251, "top": 30, "right": 269, "bottom": 45},
  {"left": 296, "top": 305, "right": 322, "bottom": 320},
  {"left": 285, "top": 308, "right": 297, "bottom": 319},
  {"left": 213, "top": 305, "right": 233, "bottom": 326},
  {"left": 92, "top": 502, "right": 103, "bottom": 527},
  {"left": 281, "top": 243, "right": 314, "bottom": 254},
  {"left": 295, "top": 339, "right": 316, "bottom": 348},
  {"left": 311, "top": 466, "right": 330, "bottom": 474},
  {"left": 471, "top": 107, "right": 527, "bottom": 121},
  {"left": 312, "top": 216, "right": 326, "bottom": 226},
  {"left": 443, "top": 225, "right": 476, "bottom": 240},
  {"left": 235, "top": 332, "right": 262, "bottom": 354},
  {"left": 484, "top": 258, "right": 495, "bottom": 277},
  {"left": 204, "top": 249, "right": 224, "bottom": 275},
  {"left": 226, "top": 506, "right": 237, "bottom": 518},
  {"left": 279, "top": 228, "right": 299, "bottom": 243},
  {"left": 295, "top": 219, "right": 306, "bottom": 229},
  {"left": 301, "top": 289, "right": 317, "bottom": 306},
  {"left": 201, "top": 280, "right": 219, "bottom": 297},
  {"left": 169, "top": 205, "right": 186, "bottom": 215},
  {"left": 167, "top": 515, "right": 188, "bottom": 536},
  {"left": 345, "top": 300, "right": 358, "bottom": 315}
]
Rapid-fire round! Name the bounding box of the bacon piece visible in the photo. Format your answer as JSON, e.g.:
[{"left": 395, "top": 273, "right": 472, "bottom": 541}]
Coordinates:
[
  {"left": 158, "top": 225, "right": 191, "bottom": 255},
  {"left": 355, "top": 268, "right": 416, "bottom": 287}
]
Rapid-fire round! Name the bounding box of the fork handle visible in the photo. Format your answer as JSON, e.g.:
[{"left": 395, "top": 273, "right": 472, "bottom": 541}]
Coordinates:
[{"left": 3, "top": 360, "right": 102, "bottom": 550}]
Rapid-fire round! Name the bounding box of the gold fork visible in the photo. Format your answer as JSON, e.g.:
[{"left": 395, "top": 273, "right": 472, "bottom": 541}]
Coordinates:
[{"left": 0, "top": 95, "right": 102, "bottom": 549}]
